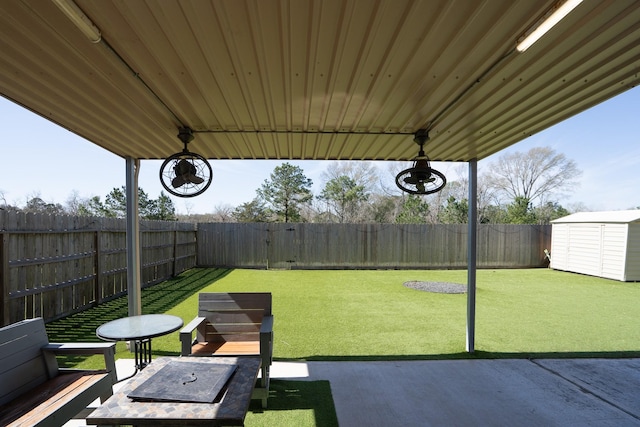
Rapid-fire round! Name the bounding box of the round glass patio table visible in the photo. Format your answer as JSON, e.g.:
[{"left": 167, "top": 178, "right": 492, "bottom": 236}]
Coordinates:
[{"left": 96, "top": 314, "right": 183, "bottom": 379}]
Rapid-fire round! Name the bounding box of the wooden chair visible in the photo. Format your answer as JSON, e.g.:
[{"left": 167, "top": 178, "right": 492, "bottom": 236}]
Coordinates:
[{"left": 180, "top": 292, "right": 274, "bottom": 408}]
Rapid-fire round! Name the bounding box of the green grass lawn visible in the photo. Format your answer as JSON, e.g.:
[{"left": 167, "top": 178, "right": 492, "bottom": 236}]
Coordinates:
[
  {"left": 156, "top": 268, "right": 640, "bottom": 359},
  {"left": 46, "top": 267, "right": 640, "bottom": 426},
  {"left": 49, "top": 267, "right": 640, "bottom": 362}
]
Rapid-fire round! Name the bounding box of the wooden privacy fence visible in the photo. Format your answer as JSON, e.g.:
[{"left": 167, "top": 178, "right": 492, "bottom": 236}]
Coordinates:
[
  {"left": 0, "top": 211, "right": 197, "bottom": 326},
  {"left": 197, "top": 223, "right": 551, "bottom": 269}
]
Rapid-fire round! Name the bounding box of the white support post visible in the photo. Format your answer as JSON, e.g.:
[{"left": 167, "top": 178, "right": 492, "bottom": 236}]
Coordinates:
[
  {"left": 466, "top": 159, "right": 478, "bottom": 353},
  {"left": 125, "top": 157, "right": 142, "bottom": 316}
]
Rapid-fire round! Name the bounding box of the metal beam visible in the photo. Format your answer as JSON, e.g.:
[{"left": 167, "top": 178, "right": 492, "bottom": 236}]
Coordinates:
[
  {"left": 125, "top": 157, "right": 142, "bottom": 316},
  {"left": 466, "top": 159, "right": 478, "bottom": 353}
]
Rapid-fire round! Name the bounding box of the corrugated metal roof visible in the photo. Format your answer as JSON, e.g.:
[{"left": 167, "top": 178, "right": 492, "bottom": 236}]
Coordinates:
[
  {"left": 552, "top": 210, "right": 640, "bottom": 224},
  {"left": 1, "top": 0, "right": 639, "bottom": 161}
]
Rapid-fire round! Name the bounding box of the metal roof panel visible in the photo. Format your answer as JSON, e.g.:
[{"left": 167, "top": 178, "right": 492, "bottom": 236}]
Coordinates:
[{"left": 1, "top": 0, "right": 639, "bottom": 161}]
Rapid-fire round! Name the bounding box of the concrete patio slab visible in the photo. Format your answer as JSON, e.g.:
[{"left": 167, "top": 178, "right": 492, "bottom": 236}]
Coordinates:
[
  {"left": 295, "top": 358, "right": 640, "bottom": 427},
  {"left": 533, "top": 358, "right": 640, "bottom": 423},
  {"left": 70, "top": 358, "right": 640, "bottom": 426}
]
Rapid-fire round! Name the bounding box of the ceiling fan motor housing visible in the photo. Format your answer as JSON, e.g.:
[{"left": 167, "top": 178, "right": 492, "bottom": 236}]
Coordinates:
[{"left": 178, "top": 127, "right": 194, "bottom": 144}]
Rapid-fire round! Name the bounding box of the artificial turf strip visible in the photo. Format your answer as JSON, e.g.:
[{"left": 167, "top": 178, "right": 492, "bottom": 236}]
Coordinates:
[{"left": 246, "top": 380, "right": 338, "bottom": 427}]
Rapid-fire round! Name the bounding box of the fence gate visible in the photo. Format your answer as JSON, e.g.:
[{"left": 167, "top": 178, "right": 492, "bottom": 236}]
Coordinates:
[{"left": 266, "top": 224, "right": 300, "bottom": 269}]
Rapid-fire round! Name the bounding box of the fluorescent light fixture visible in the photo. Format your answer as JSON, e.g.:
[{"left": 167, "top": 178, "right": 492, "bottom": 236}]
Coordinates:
[
  {"left": 52, "top": 0, "right": 101, "bottom": 43},
  {"left": 516, "top": 0, "right": 582, "bottom": 52}
]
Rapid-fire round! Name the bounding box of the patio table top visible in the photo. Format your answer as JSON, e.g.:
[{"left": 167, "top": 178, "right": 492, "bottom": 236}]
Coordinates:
[{"left": 87, "top": 356, "right": 260, "bottom": 426}]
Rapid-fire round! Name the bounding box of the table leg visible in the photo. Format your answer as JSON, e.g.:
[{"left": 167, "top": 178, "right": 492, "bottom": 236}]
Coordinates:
[
  {"left": 115, "top": 339, "right": 153, "bottom": 383},
  {"left": 135, "top": 338, "right": 152, "bottom": 370}
]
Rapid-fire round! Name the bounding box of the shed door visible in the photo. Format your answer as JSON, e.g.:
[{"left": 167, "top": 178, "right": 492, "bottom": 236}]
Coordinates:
[{"left": 600, "top": 224, "right": 626, "bottom": 280}]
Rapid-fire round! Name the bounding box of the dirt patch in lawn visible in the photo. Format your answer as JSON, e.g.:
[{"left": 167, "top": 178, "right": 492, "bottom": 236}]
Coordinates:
[{"left": 403, "top": 281, "right": 466, "bottom": 294}]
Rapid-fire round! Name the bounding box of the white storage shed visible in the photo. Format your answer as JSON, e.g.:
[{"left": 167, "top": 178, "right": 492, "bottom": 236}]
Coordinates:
[{"left": 550, "top": 210, "right": 640, "bottom": 281}]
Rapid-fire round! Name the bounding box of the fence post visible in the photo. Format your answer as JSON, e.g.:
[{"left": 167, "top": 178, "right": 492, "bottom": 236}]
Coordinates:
[
  {"left": 172, "top": 230, "right": 178, "bottom": 277},
  {"left": 93, "top": 230, "right": 101, "bottom": 306},
  {"left": 0, "top": 232, "right": 9, "bottom": 326}
]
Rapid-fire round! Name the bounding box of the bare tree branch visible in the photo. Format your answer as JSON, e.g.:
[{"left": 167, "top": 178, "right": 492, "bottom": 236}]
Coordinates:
[{"left": 485, "top": 146, "right": 582, "bottom": 205}]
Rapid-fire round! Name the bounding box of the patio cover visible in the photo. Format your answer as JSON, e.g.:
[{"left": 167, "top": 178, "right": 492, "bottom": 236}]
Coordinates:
[
  {"left": 1, "top": 0, "right": 639, "bottom": 351},
  {"left": 1, "top": 0, "right": 639, "bottom": 161}
]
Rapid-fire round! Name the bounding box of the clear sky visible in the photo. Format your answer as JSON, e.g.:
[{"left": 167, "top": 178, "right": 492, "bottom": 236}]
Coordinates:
[{"left": 1, "top": 86, "right": 638, "bottom": 215}]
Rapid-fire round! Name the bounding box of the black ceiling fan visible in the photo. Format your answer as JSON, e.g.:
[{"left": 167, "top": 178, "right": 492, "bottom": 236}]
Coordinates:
[
  {"left": 159, "top": 127, "right": 213, "bottom": 198},
  {"left": 395, "top": 130, "right": 446, "bottom": 195}
]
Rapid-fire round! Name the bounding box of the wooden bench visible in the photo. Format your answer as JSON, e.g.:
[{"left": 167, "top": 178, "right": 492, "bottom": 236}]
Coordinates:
[
  {"left": 180, "top": 292, "right": 274, "bottom": 408},
  {"left": 0, "top": 318, "right": 116, "bottom": 427}
]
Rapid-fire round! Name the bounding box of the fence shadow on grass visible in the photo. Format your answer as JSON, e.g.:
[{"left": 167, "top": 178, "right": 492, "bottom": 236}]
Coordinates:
[{"left": 45, "top": 268, "right": 232, "bottom": 355}]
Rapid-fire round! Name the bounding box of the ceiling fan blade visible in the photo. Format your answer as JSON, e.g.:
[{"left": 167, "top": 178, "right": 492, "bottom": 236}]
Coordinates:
[
  {"left": 172, "top": 175, "right": 187, "bottom": 188},
  {"left": 186, "top": 174, "right": 205, "bottom": 184},
  {"left": 403, "top": 175, "right": 418, "bottom": 185}
]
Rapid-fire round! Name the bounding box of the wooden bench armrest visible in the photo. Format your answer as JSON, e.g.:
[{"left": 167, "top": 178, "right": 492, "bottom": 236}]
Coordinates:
[
  {"left": 260, "top": 315, "right": 274, "bottom": 334},
  {"left": 43, "top": 342, "right": 117, "bottom": 384},
  {"left": 44, "top": 342, "right": 116, "bottom": 354},
  {"left": 180, "top": 317, "right": 207, "bottom": 356},
  {"left": 260, "top": 315, "right": 274, "bottom": 366}
]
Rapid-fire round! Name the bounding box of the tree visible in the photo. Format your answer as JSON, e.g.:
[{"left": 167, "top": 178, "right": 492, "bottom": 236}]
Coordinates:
[
  {"left": 533, "top": 201, "right": 570, "bottom": 224},
  {"left": 318, "top": 175, "right": 369, "bottom": 223},
  {"left": 485, "top": 146, "right": 582, "bottom": 206},
  {"left": 320, "top": 162, "right": 380, "bottom": 222},
  {"left": 24, "top": 196, "right": 65, "bottom": 215},
  {"left": 505, "top": 196, "right": 537, "bottom": 224},
  {"left": 396, "top": 195, "right": 430, "bottom": 224},
  {"left": 321, "top": 161, "right": 380, "bottom": 192},
  {"left": 480, "top": 204, "right": 508, "bottom": 224},
  {"left": 369, "top": 194, "right": 401, "bottom": 223},
  {"left": 65, "top": 190, "right": 84, "bottom": 216},
  {"left": 0, "top": 190, "right": 19, "bottom": 211},
  {"left": 75, "top": 187, "right": 176, "bottom": 220},
  {"left": 257, "top": 163, "right": 313, "bottom": 222},
  {"left": 233, "top": 198, "right": 270, "bottom": 222},
  {"left": 76, "top": 196, "right": 109, "bottom": 217},
  {"left": 438, "top": 196, "right": 468, "bottom": 224},
  {"left": 207, "top": 204, "right": 234, "bottom": 222},
  {"left": 428, "top": 178, "right": 463, "bottom": 224},
  {"left": 144, "top": 192, "right": 177, "bottom": 221},
  {"left": 103, "top": 187, "right": 127, "bottom": 218}
]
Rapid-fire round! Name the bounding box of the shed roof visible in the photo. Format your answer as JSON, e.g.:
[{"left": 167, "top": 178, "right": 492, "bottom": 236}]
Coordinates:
[{"left": 551, "top": 210, "right": 640, "bottom": 224}]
